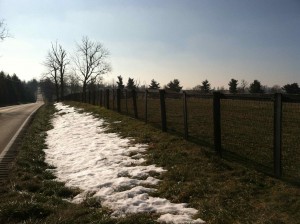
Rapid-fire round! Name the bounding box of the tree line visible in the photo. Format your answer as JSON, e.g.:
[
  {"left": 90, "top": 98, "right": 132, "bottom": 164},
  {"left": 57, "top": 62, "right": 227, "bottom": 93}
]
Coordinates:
[
  {"left": 0, "top": 71, "right": 38, "bottom": 106},
  {"left": 112, "top": 76, "right": 300, "bottom": 94}
]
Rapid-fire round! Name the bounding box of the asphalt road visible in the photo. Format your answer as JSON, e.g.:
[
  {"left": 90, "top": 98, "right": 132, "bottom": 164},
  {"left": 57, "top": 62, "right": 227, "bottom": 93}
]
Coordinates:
[{"left": 0, "top": 102, "right": 43, "bottom": 154}]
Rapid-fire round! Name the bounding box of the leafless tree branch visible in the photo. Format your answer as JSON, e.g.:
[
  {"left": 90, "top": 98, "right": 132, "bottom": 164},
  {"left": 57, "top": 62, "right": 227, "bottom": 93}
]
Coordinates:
[
  {"left": 73, "top": 36, "right": 111, "bottom": 101},
  {"left": 0, "top": 20, "right": 10, "bottom": 41}
]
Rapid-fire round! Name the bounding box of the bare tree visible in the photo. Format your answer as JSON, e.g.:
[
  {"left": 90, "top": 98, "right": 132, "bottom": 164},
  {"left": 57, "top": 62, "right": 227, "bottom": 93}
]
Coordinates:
[
  {"left": 73, "top": 36, "right": 111, "bottom": 101},
  {"left": 43, "top": 52, "right": 60, "bottom": 102},
  {"left": 67, "top": 72, "right": 82, "bottom": 94},
  {"left": 0, "top": 20, "right": 9, "bottom": 41},
  {"left": 50, "top": 42, "right": 69, "bottom": 100},
  {"left": 43, "top": 42, "right": 69, "bottom": 101},
  {"left": 238, "top": 79, "right": 248, "bottom": 93}
]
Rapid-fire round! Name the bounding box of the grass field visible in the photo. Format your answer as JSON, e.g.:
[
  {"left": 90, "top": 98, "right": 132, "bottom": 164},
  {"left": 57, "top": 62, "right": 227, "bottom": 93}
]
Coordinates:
[
  {"left": 108, "top": 92, "right": 300, "bottom": 182},
  {"left": 1, "top": 102, "right": 299, "bottom": 223}
]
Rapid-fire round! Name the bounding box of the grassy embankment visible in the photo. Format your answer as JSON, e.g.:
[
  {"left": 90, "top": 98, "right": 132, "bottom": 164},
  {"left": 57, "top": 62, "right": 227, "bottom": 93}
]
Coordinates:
[{"left": 0, "top": 102, "right": 299, "bottom": 223}]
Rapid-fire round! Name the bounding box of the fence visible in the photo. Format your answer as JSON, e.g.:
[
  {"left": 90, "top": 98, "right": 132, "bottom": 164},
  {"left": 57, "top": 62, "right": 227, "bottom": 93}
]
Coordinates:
[{"left": 65, "top": 89, "right": 300, "bottom": 183}]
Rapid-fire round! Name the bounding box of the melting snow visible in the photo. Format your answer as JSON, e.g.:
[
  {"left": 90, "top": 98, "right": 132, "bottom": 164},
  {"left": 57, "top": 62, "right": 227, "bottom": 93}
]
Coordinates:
[{"left": 44, "top": 103, "right": 205, "bottom": 224}]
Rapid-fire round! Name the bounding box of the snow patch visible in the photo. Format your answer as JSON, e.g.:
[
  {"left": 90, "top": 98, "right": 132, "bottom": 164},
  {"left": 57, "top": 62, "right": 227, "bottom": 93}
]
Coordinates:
[{"left": 44, "top": 103, "right": 205, "bottom": 224}]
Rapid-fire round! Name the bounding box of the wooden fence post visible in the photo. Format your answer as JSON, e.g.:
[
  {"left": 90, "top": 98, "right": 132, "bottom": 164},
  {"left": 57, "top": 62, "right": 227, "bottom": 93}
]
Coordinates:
[
  {"left": 183, "top": 91, "right": 188, "bottom": 140},
  {"left": 159, "top": 90, "right": 167, "bottom": 132},
  {"left": 145, "top": 90, "right": 148, "bottom": 123},
  {"left": 105, "top": 89, "right": 109, "bottom": 109},
  {"left": 132, "top": 89, "right": 138, "bottom": 118},
  {"left": 274, "top": 93, "right": 282, "bottom": 178},
  {"left": 213, "top": 92, "right": 222, "bottom": 156},
  {"left": 117, "top": 88, "right": 121, "bottom": 113}
]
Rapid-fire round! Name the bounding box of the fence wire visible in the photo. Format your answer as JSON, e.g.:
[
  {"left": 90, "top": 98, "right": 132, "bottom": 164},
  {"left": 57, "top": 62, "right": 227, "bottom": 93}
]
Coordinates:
[
  {"left": 185, "top": 95, "right": 214, "bottom": 147},
  {"left": 65, "top": 90, "right": 300, "bottom": 182},
  {"left": 164, "top": 92, "right": 184, "bottom": 136},
  {"left": 221, "top": 99, "right": 274, "bottom": 172},
  {"left": 282, "top": 102, "right": 300, "bottom": 181},
  {"left": 145, "top": 91, "right": 161, "bottom": 128}
]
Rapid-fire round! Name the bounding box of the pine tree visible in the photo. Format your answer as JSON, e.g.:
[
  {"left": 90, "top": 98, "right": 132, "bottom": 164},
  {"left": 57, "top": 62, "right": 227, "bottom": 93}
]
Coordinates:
[
  {"left": 201, "top": 79, "right": 211, "bottom": 93},
  {"left": 228, "top": 78, "right": 238, "bottom": 93},
  {"left": 116, "top": 75, "right": 125, "bottom": 89},
  {"left": 165, "top": 79, "right": 182, "bottom": 92},
  {"left": 249, "top": 80, "right": 264, "bottom": 93},
  {"left": 126, "top": 77, "right": 137, "bottom": 90},
  {"left": 148, "top": 79, "right": 160, "bottom": 89}
]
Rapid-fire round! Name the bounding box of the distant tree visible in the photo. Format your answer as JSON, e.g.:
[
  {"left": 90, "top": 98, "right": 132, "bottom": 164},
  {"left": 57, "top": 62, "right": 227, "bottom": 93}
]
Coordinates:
[
  {"left": 116, "top": 75, "right": 125, "bottom": 89},
  {"left": 50, "top": 42, "right": 69, "bottom": 100},
  {"left": 26, "top": 79, "right": 38, "bottom": 101},
  {"left": 67, "top": 73, "right": 81, "bottom": 94},
  {"left": 40, "top": 78, "right": 55, "bottom": 102},
  {"left": 270, "top": 85, "right": 282, "bottom": 93},
  {"left": 249, "top": 80, "right": 264, "bottom": 94},
  {"left": 0, "top": 72, "right": 36, "bottom": 105},
  {"left": 148, "top": 79, "right": 160, "bottom": 89},
  {"left": 282, "top": 83, "right": 300, "bottom": 94},
  {"left": 126, "top": 77, "right": 137, "bottom": 90},
  {"left": 26, "top": 79, "right": 38, "bottom": 94},
  {"left": 165, "top": 79, "right": 182, "bottom": 92},
  {"left": 73, "top": 36, "right": 111, "bottom": 101},
  {"left": 216, "top": 86, "right": 226, "bottom": 93},
  {"left": 228, "top": 78, "right": 238, "bottom": 93},
  {"left": 238, "top": 79, "right": 248, "bottom": 93},
  {"left": 201, "top": 79, "right": 211, "bottom": 93},
  {"left": 192, "top": 85, "right": 202, "bottom": 91},
  {"left": 43, "top": 51, "right": 60, "bottom": 102},
  {"left": 138, "top": 84, "right": 147, "bottom": 91}
]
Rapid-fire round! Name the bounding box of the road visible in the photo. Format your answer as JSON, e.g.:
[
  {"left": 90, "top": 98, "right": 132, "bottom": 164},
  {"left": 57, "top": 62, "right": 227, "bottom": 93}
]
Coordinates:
[{"left": 0, "top": 102, "right": 43, "bottom": 155}]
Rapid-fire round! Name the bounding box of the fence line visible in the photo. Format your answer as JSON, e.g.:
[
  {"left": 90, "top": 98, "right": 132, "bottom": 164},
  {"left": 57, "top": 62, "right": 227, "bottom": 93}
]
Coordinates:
[{"left": 65, "top": 89, "right": 300, "bottom": 181}]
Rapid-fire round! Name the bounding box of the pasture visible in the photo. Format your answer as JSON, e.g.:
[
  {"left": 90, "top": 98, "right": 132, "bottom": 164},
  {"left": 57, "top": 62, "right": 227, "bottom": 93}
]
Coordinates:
[{"left": 69, "top": 90, "right": 300, "bottom": 183}]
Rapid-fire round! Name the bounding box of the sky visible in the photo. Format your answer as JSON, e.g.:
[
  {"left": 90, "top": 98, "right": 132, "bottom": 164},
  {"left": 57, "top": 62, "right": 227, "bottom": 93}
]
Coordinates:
[{"left": 0, "top": 0, "right": 299, "bottom": 89}]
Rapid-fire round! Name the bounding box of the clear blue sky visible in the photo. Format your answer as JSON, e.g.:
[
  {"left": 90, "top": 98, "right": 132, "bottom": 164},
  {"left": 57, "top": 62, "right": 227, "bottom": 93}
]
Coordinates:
[{"left": 0, "top": 0, "right": 299, "bottom": 89}]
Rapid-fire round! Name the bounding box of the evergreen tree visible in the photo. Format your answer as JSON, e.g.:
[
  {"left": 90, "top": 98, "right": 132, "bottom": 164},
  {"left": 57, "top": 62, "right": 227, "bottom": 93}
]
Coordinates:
[
  {"left": 282, "top": 83, "right": 300, "bottom": 94},
  {"left": 0, "top": 71, "right": 37, "bottom": 105},
  {"left": 116, "top": 75, "right": 125, "bottom": 89},
  {"left": 201, "top": 79, "right": 211, "bottom": 93},
  {"left": 165, "top": 79, "right": 182, "bottom": 92},
  {"left": 126, "top": 77, "right": 137, "bottom": 90},
  {"left": 249, "top": 80, "right": 264, "bottom": 93},
  {"left": 228, "top": 78, "right": 238, "bottom": 93},
  {"left": 148, "top": 79, "right": 160, "bottom": 89}
]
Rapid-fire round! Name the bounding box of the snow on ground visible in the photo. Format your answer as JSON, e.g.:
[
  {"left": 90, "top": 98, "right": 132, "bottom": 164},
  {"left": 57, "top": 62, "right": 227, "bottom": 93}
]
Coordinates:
[{"left": 44, "top": 103, "right": 205, "bottom": 224}]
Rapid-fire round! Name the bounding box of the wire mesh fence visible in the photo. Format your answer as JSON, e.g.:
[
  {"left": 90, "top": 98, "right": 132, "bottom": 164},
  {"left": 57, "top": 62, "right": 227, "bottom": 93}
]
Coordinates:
[
  {"left": 282, "top": 102, "right": 300, "bottom": 181},
  {"left": 65, "top": 89, "right": 300, "bottom": 183},
  {"left": 221, "top": 98, "right": 274, "bottom": 173},
  {"left": 186, "top": 95, "right": 214, "bottom": 147}
]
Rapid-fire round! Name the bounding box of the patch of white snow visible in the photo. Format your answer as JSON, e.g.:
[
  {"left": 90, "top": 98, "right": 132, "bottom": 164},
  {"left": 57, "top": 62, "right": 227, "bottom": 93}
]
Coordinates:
[{"left": 44, "top": 103, "right": 205, "bottom": 224}]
